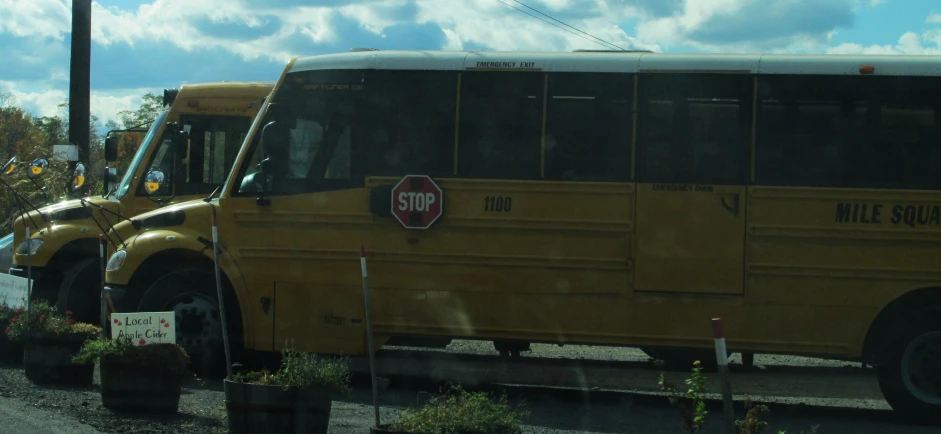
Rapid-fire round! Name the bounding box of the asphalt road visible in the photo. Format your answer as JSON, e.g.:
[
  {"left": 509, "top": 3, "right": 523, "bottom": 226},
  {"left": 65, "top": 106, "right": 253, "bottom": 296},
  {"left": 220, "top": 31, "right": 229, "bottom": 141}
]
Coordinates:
[{"left": 0, "top": 391, "right": 103, "bottom": 434}]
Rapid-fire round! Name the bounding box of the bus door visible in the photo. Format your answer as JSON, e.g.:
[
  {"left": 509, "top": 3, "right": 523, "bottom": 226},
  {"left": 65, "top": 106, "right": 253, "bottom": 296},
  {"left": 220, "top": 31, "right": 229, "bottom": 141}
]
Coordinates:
[{"left": 633, "top": 74, "right": 752, "bottom": 295}]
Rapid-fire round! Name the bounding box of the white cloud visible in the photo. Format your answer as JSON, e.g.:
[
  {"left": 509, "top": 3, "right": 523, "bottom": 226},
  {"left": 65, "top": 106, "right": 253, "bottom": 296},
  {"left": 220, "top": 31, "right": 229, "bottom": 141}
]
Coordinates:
[
  {"left": 927, "top": 13, "right": 941, "bottom": 24},
  {"left": 0, "top": 81, "right": 67, "bottom": 117},
  {"left": 0, "top": 80, "right": 155, "bottom": 127},
  {"left": 415, "top": 0, "right": 657, "bottom": 51},
  {"left": 827, "top": 30, "right": 941, "bottom": 55},
  {"left": 0, "top": 0, "right": 70, "bottom": 40}
]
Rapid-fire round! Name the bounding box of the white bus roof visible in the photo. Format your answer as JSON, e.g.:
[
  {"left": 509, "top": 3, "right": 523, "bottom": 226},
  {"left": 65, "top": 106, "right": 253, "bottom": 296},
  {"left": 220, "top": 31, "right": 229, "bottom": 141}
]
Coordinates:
[{"left": 290, "top": 50, "right": 941, "bottom": 77}]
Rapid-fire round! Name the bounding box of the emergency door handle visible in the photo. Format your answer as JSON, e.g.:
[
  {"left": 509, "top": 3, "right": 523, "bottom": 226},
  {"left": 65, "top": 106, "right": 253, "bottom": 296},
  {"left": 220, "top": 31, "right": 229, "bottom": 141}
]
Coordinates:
[{"left": 720, "top": 193, "right": 740, "bottom": 217}]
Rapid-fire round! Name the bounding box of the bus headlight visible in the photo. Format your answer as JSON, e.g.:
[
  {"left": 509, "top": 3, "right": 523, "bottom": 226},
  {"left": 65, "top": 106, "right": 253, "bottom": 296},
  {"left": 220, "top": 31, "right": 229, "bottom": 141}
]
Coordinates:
[
  {"left": 16, "top": 238, "right": 43, "bottom": 255},
  {"left": 106, "top": 250, "right": 127, "bottom": 272}
]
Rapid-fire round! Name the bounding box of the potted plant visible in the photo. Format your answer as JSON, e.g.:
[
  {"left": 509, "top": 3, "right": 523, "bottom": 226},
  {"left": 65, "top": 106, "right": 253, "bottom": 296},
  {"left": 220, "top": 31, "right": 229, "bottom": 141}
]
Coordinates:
[
  {"left": 73, "top": 335, "right": 191, "bottom": 413},
  {"left": 372, "top": 384, "right": 528, "bottom": 434},
  {"left": 225, "top": 347, "right": 351, "bottom": 434},
  {"left": 5, "top": 300, "right": 102, "bottom": 386},
  {"left": 0, "top": 299, "right": 25, "bottom": 365}
]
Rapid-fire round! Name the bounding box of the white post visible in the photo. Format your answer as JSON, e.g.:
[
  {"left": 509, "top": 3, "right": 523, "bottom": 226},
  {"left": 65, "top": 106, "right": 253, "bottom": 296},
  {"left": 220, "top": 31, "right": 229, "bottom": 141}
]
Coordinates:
[
  {"left": 25, "top": 225, "right": 31, "bottom": 314},
  {"left": 712, "top": 318, "right": 736, "bottom": 434},
  {"left": 361, "top": 244, "right": 381, "bottom": 428},
  {"left": 99, "top": 234, "right": 106, "bottom": 338},
  {"left": 211, "top": 214, "right": 233, "bottom": 380}
]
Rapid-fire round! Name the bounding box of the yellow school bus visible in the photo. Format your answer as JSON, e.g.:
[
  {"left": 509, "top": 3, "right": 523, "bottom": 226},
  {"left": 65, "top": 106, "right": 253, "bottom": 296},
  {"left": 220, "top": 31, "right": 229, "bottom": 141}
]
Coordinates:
[
  {"left": 9, "top": 81, "right": 273, "bottom": 323},
  {"left": 104, "top": 50, "right": 941, "bottom": 420}
]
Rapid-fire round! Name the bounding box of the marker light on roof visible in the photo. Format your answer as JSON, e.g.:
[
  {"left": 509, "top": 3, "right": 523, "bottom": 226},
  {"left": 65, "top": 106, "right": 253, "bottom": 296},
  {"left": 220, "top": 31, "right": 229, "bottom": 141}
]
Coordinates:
[{"left": 859, "top": 65, "right": 875, "bottom": 74}]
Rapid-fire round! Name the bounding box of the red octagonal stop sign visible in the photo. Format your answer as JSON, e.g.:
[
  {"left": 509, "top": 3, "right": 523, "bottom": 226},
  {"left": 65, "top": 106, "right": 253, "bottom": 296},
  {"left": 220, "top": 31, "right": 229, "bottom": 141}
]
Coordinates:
[{"left": 391, "top": 175, "right": 443, "bottom": 229}]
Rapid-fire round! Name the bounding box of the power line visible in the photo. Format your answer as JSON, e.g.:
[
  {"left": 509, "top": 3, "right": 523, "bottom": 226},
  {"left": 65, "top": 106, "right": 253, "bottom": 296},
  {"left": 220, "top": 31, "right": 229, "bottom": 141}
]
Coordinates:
[
  {"left": 495, "top": 0, "right": 623, "bottom": 51},
  {"left": 508, "top": 0, "right": 628, "bottom": 51}
]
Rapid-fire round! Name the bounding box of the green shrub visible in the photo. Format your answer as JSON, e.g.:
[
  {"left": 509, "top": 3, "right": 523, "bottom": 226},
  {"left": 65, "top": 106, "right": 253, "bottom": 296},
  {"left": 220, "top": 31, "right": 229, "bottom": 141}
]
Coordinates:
[
  {"left": 73, "top": 336, "right": 191, "bottom": 377},
  {"left": 389, "top": 385, "right": 528, "bottom": 434},
  {"left": 232, "top": 347, "right": 350, "bottom": 394}
]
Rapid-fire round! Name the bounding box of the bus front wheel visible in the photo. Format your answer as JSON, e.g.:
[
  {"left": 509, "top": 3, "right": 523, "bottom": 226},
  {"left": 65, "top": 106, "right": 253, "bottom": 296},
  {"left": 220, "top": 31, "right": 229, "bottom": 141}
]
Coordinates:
[
  {"left": 137, "top": 268, "right": 243, "bottom": 379},
  {"left": 56, "top": 258, "right": 101, "bottom": 324},
  {"left": 876, "top": 308, "right": 941, "bottom": 424}
]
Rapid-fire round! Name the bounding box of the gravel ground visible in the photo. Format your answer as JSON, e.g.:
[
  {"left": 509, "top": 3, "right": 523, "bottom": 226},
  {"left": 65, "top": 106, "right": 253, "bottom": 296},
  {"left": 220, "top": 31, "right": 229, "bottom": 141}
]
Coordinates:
[{"left": 0, "top": 340, "right": 937, "bottom": 434}]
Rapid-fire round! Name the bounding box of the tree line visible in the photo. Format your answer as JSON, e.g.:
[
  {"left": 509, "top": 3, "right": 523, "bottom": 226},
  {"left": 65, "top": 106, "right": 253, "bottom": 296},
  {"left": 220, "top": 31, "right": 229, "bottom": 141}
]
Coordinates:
[{"left": 0, "top": 92, "right": 163, "bottom": 234}]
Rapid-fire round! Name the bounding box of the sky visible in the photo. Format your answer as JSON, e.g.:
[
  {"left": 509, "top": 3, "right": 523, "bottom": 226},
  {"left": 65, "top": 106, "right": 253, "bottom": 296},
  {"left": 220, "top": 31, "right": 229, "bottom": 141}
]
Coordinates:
[{"left": 1, "top": 0, "right": 940, "bottom": 128}]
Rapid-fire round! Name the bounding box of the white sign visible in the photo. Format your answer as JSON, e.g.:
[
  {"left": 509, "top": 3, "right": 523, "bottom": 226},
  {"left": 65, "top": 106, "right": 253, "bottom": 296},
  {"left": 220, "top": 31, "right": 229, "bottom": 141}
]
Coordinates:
[
  {"left": 52, "top": 144, "right": 79, "bottom": 162},
  {"left": 110, "top": 311, "right": 176, "bottom": 345},
  {"left": 0, "top": 274, "right": 30, "bottom": 308}
]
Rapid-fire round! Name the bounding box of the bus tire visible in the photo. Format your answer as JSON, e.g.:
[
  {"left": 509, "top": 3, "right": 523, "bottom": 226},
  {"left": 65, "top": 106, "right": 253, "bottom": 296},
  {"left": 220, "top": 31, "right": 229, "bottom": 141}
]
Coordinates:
[
  {"left": 136, "top": 268, "right": 243, "bottom": 379},
  {"left": 875, "top": 305, "right": 941, "bottom": 424},
  {"left": 56, "top": 258, "right": 100, "bottom": 324}
]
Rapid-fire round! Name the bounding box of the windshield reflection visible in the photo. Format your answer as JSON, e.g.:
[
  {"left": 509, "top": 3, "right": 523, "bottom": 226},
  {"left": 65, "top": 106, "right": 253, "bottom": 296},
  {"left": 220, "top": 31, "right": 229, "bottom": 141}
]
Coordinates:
[{"left": 112, "top": 111, "right": 168, "bottom": 200}]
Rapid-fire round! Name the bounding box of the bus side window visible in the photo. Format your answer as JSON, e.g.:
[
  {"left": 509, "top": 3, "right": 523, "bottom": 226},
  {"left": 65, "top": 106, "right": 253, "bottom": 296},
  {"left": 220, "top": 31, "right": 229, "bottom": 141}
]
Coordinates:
[
  {"left": 544, "top": 73, "right": 632, "bottom": 182},
  {"left": 756, "top": 76, "right": 941, "bottom": 190},
  {"left": 362, "top": 70, "right": 456, "bottom": 178},
  {"left": 457, "top": 72, "right": 543, "bottom": 180},
  {"left": 636, "top": 74, "right": 752, "bottom": 185},
  {"left": 178, "top": 116, "right": 251, "bottom": 195}
]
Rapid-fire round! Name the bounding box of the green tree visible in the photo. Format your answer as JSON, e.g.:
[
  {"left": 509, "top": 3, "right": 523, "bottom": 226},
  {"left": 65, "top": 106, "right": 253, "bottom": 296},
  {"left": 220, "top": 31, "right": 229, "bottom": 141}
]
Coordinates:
[
  {"left": 105, "top": 92, "right": 163, "bottom": 172},
  {"left": 0, "top": 91, "right": 164, "bottom": 233}
]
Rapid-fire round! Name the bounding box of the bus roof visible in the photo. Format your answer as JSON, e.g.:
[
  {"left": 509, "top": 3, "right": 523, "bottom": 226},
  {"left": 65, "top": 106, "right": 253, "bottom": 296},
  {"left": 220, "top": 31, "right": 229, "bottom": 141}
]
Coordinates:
[
  {"left": 177, "top": 81, "right": 275, "bottom": 98},
  {"left": 289, "top": 50, "right": 941, "bottom": 77}
]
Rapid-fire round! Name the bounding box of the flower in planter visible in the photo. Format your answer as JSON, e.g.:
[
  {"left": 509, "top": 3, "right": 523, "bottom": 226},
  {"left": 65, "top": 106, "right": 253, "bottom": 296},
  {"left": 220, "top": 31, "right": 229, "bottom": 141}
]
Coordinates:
[
  {"left": 0, "top": 301, "right": 18, "bottom": 326},
  {"left": 387, "top": 384, "right": 529, "bottom": 434},
  {"left": 5, "top": 300, "right": 102, "bottom": 341}
]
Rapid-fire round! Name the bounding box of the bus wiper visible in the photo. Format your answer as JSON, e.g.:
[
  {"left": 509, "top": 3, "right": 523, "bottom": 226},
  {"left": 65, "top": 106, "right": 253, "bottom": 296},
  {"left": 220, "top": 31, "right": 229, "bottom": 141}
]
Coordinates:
[
  {"left": 203, "top": 182, "right": 224, "bottom": 203},
  {"left": 27, "top": 177, "right": 53, "bottom": 204}
]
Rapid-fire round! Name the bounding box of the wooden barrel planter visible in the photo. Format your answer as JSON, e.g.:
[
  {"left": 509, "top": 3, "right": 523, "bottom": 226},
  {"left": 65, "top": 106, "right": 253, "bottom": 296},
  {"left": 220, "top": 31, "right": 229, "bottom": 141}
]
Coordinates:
[
  {"left": 99, "top": 354, "right": 183, "bottom": 414},
  {"left": 0, "top": 332, "right": 23, "bottom": 366},
  {"left": 224, "top": 379, "right": 333, "bottom": 434},
  {"left": 22, "top": 331, "right": 93, "bottom": 386}
]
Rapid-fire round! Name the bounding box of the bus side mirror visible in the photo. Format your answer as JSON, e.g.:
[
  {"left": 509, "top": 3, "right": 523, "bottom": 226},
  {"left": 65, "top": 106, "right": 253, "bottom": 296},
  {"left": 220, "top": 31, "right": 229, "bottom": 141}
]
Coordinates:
[
  {"left": 255, "top": 121, "right": 277, "bottom": 206},
  {"left": 2, "top": 157, "right": 18, "bottom": 175},
  {"left": 104, "top": 134, "right": 119, "bottom": 162},
  {"left": 143, "top": 169, "right": 166, "bottom": 196},
  {"left": 102, "top": 166, "right": 119, "bottom": 193},
  {"left": 27, "top": 158, "right": 49, "bottom": 180},
  {"left": 70, "top": 163, "right": 87, "bottom": 193}
]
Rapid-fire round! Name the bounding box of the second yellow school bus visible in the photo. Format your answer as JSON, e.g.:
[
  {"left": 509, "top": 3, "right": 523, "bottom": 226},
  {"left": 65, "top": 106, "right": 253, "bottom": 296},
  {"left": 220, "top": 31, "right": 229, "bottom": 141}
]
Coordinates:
[
  {"left": 105, "top": 50, "right": 941, "bottom": 421},
  {"left": 9, "top": 81, "right": 272, "bottom": 323}
]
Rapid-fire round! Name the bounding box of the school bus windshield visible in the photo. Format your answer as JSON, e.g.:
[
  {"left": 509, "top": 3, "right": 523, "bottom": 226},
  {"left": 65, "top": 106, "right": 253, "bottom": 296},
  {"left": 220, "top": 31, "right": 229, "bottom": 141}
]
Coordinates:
[{"left": 112, "top": 110, "right": 168, "bottom": 200}]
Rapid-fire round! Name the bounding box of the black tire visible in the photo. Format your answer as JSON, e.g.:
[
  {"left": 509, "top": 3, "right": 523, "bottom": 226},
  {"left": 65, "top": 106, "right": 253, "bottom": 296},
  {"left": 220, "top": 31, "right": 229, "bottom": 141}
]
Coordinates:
[
  {"left": 137, "top": 268, "right": 243, "bottom": 379},
  {"left": 875, "top": 304, "right": 941, "bottom": 424},
  {"left": 56, "top": 258, "right": 101, "bottom": 325}
]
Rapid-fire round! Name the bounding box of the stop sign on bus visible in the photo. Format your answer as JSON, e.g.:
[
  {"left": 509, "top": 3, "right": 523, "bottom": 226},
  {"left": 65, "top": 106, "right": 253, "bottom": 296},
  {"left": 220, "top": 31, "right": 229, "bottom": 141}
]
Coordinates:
[{"left": 391, "top": 175, "right": 443, "bottom": 229}]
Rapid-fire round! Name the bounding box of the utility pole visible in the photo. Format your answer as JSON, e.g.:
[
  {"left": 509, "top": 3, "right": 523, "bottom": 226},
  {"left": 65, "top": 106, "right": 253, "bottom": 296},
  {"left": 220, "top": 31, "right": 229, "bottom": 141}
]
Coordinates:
[{"left": 69, "top": 0, "right": 92, "bottom": 171}]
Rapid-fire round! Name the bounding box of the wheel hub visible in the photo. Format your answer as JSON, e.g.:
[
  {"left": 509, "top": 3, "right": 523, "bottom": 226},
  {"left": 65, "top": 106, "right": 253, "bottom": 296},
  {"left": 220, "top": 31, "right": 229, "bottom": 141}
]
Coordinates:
[
  {"left": 901, "top": 331, "right": 941, "bottom": 405},
  {"left": 167, "top": 294, "right": 222, "bottom": 356}
]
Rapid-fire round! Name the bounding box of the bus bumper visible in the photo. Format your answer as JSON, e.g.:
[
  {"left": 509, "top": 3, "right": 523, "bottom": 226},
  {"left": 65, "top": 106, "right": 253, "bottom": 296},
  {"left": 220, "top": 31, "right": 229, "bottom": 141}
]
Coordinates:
[{"left": 103, "top": 284, "right": 131, "bottom": 314}]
